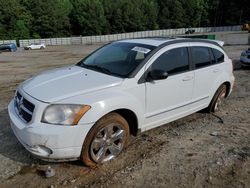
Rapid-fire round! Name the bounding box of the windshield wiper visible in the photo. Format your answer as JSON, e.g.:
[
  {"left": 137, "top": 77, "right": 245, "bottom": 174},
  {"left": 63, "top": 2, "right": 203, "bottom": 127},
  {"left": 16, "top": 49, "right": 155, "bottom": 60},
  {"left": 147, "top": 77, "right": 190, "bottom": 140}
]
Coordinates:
[{"left": 81, "top": 64, "right": 113, "bottom": 75}]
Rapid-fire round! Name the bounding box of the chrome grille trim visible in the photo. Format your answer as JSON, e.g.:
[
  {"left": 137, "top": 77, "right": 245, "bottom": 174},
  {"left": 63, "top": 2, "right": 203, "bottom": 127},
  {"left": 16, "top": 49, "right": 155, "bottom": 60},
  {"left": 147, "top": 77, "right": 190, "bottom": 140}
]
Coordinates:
[{"left": 14, "top": 91, "right": 35, "bottom": 123}]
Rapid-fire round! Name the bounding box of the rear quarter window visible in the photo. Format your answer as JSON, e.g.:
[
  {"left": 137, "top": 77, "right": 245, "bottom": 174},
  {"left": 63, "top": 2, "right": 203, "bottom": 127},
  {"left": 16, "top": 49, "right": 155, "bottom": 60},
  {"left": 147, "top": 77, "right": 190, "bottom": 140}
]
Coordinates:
[{"left": 212, "top": 48, "right": 225, "bottom": 63}]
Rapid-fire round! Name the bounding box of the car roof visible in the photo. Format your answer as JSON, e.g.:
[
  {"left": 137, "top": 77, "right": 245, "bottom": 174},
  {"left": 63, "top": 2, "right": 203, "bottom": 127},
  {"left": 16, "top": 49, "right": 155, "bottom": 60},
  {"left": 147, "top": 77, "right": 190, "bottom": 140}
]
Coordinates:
[
  {"left": 117, "top": 37, "right": 177, "bottom": 46},
  {"left": 117, "top": 37, "right": 223, "bottom": 47},
  {"left": 125, "top": 37, "right": 225, "bottom": 78}
]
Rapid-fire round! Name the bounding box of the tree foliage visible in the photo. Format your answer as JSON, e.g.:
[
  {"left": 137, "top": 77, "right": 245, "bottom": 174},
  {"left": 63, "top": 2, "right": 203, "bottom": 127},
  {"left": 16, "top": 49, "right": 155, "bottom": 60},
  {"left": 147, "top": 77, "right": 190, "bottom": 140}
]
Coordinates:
[
  {"left": 70, "top": 0, "right": 107, "bottom": 35},
  {"left": 0, "top": 0, "right": 31, "bottom": 39},
  {"left": 206, "top": 0, "right": 250, "bottom": 26},
  {"left": 0, "top": 0, "right": 249, "bottom": 39}
]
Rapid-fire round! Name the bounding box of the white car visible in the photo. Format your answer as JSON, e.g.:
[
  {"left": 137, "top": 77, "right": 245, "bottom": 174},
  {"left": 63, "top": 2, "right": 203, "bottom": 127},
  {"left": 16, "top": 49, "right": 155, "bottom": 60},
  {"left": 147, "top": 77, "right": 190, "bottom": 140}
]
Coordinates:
[
  {"left": 240, "top": 48, "right": 250, "bottom": 67},
  {"left": 24, "top": 43, "right": 46, "bottom": 50},
  {"left": 8, "top": 38, "right": 235, "bottom": 165}
]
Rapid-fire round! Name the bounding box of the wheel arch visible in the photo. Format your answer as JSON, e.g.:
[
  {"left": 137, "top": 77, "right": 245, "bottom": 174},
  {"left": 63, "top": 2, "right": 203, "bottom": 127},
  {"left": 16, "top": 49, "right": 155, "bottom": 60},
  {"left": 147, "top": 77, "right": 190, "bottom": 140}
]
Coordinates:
[
  {"left": 223, "top": 81, "right": 231, "bottom": 97},
  {"left": 111, "top": 108, "right": 139, "bottom": 136},
  {"left": 211, "top": 81, "right": 231, "bottom": 101},
  {"left": 88, "top": 108, "right": 139, "bottom": 136},
  {"left": 209, "top": 69, "right": 233, "bottom": 102}
]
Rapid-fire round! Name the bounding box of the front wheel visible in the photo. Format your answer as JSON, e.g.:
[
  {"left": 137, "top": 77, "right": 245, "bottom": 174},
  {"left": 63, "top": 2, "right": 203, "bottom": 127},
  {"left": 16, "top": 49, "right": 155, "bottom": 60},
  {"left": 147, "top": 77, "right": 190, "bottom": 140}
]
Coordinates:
[
  {"left": 81, "top": 113, "right": 130, "bottom": 167},
  {"left": 207, "top": 85, "right": 227, "bottom": 113}
]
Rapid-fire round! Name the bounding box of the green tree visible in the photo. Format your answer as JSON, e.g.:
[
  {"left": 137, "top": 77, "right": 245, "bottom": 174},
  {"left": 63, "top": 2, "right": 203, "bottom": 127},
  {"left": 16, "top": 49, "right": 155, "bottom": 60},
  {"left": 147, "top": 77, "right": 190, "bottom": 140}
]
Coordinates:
[
  {"left": 141, "top": 0, "right": 159, "bottom": 30},
  {"left": 102, "top": 0, "right": 124, "bottom": 33},
  {"left": 70, "top": 0, "right": 108, "bottom": 35},
  {"left": 12, "top": 20, "right": 30, "bottom": 39},
  {"left": 157, "top": 0, "right": 209, "bottom": 29},
  {"left": 1, "top": 0, "right": 249, "bottom": 39},
  {"left": 158, "top": 0, "right": 185, "bottom": 29},
  {"left": 102, "top": 0, "right": 159, "bottom": 33},
  {"left": 0, "top": 0, "right": 31, "bottom": 39},
  {"left": 26, "top": 0, "right": 72, "bottom": 38}
]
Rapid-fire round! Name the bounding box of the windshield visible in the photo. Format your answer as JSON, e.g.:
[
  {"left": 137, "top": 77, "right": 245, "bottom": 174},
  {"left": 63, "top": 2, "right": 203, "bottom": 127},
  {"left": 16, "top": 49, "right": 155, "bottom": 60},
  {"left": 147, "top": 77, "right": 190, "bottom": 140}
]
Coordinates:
[{"left": 77, "top": 42, "right": 155, "bottom": 77}]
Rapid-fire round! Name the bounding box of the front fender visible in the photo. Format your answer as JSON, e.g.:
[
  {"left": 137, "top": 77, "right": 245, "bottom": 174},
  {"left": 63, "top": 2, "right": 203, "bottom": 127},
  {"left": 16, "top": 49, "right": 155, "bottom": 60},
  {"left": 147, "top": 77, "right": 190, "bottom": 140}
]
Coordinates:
[{"left": 58, "top": 89, "right": 144, "bottom": 129}]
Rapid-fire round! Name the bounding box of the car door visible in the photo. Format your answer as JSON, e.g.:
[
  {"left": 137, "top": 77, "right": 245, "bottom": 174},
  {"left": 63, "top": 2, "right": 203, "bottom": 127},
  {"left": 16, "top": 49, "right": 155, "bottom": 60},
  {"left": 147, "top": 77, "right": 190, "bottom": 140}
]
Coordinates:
[
  {"left": 191, "top": 45, "right": 223, "bottom": 106},
  {"left": 144, "top": 45, "right": 194, "bottom": 129},
  {"left": 29, "top": 44, "right": 34, "bottom": 49},
  {"left": 34, "top": 44, "right": 40, "bottom": 49}
]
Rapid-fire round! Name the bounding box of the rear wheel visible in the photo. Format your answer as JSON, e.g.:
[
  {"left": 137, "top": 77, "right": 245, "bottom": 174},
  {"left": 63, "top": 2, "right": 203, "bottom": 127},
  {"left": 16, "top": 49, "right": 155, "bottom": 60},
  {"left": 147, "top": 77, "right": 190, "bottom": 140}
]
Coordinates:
[
  {"left": 81, "top": 113, "right": 130, "bottom": 167},
  {"left": 207, "top": 85, "right": 227, "bottom": 113},
  {"left": 40, "top": 46, "right": 45, "bottom": 49}
]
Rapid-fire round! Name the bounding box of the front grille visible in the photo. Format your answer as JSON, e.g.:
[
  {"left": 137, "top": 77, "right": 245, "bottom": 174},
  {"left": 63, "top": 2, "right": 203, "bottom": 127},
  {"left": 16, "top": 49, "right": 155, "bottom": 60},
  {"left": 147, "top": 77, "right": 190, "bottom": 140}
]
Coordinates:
[{"left": 14, "top": 91, "right": 35, "bottom": 123}]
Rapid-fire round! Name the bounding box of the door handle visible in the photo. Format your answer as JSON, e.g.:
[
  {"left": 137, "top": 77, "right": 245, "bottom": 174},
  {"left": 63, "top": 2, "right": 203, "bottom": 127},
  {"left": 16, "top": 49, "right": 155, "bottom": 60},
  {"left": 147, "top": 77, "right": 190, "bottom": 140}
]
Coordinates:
[
  {"left": 213, "top": 69, "right": 220, "bottom": 73},
  {"left": 182, "top": 76, "right": 193, "bottom": 81}
]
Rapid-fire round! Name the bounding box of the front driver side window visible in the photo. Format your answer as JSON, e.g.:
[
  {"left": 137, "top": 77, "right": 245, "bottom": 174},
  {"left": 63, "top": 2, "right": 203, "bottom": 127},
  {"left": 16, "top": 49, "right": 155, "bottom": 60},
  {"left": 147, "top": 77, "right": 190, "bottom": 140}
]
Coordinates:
[{"left": 151, "top": 47, "right": 189, "bottom": 75}]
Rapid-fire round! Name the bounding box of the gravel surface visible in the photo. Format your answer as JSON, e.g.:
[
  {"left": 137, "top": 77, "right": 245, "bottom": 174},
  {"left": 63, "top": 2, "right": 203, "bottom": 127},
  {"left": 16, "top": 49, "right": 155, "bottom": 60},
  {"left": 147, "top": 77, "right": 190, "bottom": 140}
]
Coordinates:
[{"left": 0, "top": 44, "right": 249, "bottom": 188}]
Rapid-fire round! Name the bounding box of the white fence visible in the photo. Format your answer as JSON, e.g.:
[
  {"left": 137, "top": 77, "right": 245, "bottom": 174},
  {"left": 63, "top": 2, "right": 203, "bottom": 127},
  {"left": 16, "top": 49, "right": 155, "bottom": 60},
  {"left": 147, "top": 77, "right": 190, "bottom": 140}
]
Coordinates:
[
  {"left": 7, "top": 25, "right": 242, "bottom": 47},
  {"left": 0, "top": 40, "right": 17, "bottom": 45}
]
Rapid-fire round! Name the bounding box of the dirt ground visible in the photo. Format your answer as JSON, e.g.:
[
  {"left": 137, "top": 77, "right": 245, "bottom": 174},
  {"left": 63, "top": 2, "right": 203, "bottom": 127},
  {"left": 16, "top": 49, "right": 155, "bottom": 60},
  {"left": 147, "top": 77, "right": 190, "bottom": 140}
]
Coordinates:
[{"left": 0, "top": 44, "right": 249, "bottom": 188}]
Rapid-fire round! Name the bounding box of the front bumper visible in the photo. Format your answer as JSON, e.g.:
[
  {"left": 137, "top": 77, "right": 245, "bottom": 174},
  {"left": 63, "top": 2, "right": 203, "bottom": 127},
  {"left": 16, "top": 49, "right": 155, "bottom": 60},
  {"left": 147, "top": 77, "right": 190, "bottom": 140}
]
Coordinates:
[{"left": 8, "top": 99, "right": 94, "bottom": 161}]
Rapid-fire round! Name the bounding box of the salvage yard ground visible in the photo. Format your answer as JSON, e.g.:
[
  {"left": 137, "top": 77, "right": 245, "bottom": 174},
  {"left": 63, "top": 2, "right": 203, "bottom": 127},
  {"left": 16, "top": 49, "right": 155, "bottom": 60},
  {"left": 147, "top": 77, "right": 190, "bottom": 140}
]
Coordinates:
[{"left": 0, "top": 44, "right": 250, "bottom": 188}]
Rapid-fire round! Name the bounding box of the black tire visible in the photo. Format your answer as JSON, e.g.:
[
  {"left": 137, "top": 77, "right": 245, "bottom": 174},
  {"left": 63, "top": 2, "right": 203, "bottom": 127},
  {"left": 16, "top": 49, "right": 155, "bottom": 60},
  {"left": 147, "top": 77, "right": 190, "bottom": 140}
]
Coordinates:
[
  {"left": 206, "top": 85, "right": 227, "bottom": 113},
  {"left": 40, "top": 46, "right": 45, "bottom": 49},
  {"left": 81, "top": 112, "right": 130, "bottom": 167}
]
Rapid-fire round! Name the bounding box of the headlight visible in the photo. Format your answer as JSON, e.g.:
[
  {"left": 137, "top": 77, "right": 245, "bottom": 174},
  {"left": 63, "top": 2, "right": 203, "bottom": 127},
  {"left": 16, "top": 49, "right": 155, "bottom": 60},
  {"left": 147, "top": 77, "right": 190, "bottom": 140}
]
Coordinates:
[{"left": 41, "top": 104, "right": 91, "bottom": 125}]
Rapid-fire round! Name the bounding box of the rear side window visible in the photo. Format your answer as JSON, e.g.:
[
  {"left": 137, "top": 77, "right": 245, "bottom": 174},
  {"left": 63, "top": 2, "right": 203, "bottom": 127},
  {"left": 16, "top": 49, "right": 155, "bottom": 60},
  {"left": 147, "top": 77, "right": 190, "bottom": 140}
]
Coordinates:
[
  {"left": 191, "top": 47, "right": 211, "bottom": 69},
  {"left": 151, "top": 47, "right": 189, "bottom": 75},
  {"left": 212, "top": 48, "right": 224, "bottom": 63}
]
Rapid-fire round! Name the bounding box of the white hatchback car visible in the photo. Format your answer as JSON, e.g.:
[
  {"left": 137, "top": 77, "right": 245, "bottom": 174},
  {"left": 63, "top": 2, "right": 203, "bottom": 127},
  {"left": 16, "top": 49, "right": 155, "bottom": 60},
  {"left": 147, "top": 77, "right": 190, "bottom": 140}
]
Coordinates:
[
  {"left": 24, "top": 43, "right": 46, "bottom": 50},
  {"left": 8, "top": 38, "right": 235, "bottom": 166}
]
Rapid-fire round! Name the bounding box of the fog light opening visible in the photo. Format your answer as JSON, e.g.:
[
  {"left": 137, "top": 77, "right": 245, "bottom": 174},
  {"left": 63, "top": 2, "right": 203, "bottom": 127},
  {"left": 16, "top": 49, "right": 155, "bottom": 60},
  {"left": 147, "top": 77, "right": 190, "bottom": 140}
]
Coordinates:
[{"left": 31, "top": 145, "right": 53, "bottom": 156}]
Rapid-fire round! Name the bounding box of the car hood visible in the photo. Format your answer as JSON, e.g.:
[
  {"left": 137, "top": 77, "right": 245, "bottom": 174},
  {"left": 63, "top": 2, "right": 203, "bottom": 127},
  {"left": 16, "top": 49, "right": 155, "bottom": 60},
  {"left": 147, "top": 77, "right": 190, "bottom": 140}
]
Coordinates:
[{"left": 21, "top": 65, "right": 123, "bottom": 102}]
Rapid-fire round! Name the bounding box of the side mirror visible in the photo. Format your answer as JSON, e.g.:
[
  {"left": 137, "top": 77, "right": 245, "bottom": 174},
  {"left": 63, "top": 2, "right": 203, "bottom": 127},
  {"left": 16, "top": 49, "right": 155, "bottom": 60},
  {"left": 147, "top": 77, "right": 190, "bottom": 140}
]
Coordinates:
[{"left": 147, "top": 69, "right": 168, "bottom": 81}]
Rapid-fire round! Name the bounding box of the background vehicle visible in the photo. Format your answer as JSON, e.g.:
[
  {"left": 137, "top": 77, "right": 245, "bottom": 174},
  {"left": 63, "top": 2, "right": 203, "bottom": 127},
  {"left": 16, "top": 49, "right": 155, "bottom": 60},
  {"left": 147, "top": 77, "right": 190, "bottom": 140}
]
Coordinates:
[
  {"left": 0, "top": 43, "right": 17, "bottom": 52},
  {"left": 8, "top": 38, "right": 234, "bottom": 166},
  {"left": 24, "top": 43, "right": 46, "bottom": 50},
  {"left": 185, "top": 27, "right": 195, "bottom": 34},
  {"left": 242, "top": 23, "right": 250, "bottom": 32},
  {"left": 240, "top": 48, "right": 250, "bottom": 66}
]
